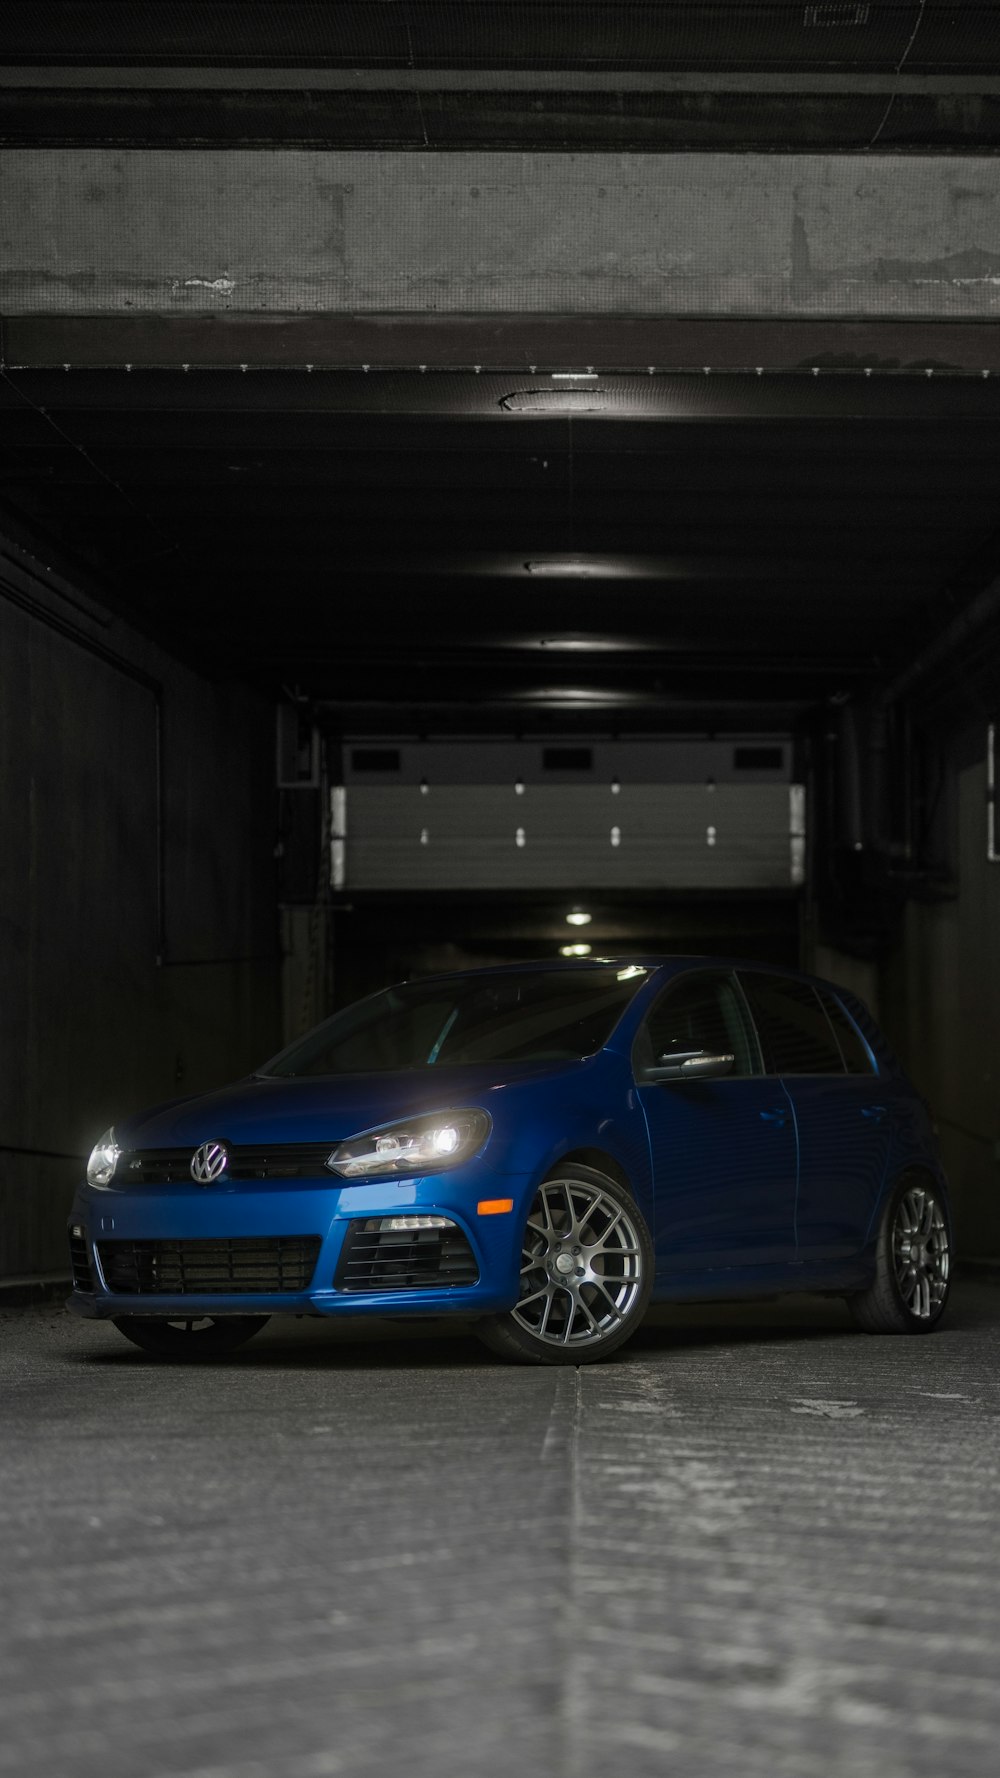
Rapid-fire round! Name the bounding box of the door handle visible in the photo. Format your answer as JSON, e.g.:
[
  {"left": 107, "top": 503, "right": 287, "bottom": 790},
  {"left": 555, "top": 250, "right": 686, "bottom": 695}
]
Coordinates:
[
  {"left": 759, "top": 1108, "right": 787, "bottom": 1125},
  {"left": 861, "top": 1105, "right": 888, "bottom": 1121}
]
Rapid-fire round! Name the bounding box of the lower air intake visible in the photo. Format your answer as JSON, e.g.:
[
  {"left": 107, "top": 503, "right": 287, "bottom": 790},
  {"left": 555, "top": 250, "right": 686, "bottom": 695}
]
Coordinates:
[
  {"left": 69, "top": 1232, "right": 94, "bottom": 1292},
  {"left": 97, "top": 1236, "right": 321, "bottom": 1295},
  {"left": 335, "top": 1219, "right": 479, "bottom": 1292}
]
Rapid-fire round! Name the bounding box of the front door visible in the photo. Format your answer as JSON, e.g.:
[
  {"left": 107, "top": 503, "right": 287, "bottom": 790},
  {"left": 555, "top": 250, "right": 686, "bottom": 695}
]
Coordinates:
[{"left": 634, "top": 970, "right": 798, "bottom": 1274}]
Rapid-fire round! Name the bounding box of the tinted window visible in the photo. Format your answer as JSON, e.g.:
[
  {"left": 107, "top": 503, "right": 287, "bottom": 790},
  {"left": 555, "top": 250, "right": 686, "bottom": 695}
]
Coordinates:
[
  {"left": 262, "top": 967, "right": 649, "bottom": 1075},
  {"left": 635, "top": 973, "right": 759, "bottom": 1078},
  {"left": 739, "top": 975, "right": 845, "bottom": 1076},
  {"left": 819, "top": 990, "right": 874, "bottom": 1075}
]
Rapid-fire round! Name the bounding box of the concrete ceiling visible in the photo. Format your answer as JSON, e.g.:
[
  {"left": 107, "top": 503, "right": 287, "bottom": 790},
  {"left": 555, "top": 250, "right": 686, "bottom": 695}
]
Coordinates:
[{"left": 2, "top": 1, "right": 1000, "bottom": 735}]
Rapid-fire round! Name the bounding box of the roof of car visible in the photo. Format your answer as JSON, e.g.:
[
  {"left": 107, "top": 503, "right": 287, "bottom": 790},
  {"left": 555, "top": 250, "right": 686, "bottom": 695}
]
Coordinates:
[{"left": 403, "top": 955, "right": 835, "bottom": 987}]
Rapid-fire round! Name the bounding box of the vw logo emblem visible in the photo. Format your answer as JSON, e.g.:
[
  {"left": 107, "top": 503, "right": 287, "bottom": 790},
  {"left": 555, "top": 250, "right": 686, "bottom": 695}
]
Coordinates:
[{"left": 190, "top": 1140, "right": 229, "bottom": 1184}]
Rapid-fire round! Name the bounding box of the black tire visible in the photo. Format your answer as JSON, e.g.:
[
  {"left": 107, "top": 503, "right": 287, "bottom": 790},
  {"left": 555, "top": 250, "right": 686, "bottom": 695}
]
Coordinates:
[
  {"left": 112, "top": 1314, "right": 270, "bottom": 1360},
  {"left": 477, "top": 1163, "right": 653, "bottom": 1366},
  {"left": 848, "top": 1174, "right": 952, "bottom": 1334}
]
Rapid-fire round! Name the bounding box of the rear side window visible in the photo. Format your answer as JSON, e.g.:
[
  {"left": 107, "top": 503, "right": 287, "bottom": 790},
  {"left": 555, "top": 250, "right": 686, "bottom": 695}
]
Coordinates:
[
  {"left": 739, "top": 974, "right": 845, "bottom": 1076},
  {"left": 635, "top": 972, "right": 760, "bottom": 1078},
  {"left": 819, "top": 990, "right": 874, "bottom": 1075}
]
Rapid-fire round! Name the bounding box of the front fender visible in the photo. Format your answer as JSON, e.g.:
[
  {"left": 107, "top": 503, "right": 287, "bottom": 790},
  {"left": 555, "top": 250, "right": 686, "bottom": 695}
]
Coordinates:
[{"left": 485, "top": 1054, "right": 654, "bottom": 1232}]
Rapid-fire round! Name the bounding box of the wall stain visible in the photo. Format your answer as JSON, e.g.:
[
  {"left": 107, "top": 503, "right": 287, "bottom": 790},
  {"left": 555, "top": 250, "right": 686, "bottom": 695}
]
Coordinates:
[
  {"left": 791, "top": 210, "right": 812, "bottom": 299},
  {"left": 843, "top": 247, "right": 1000, "bottom": 287},
  {"left": 173, "top": 276, "right": 236, "bottom": 294}
]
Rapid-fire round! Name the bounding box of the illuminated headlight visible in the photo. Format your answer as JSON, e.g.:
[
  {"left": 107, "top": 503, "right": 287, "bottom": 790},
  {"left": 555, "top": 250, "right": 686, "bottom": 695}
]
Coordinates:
[
  {"left": 327, "top": 1110, "right": 491, "bottom": 1179},
  {"left": 86, "top": 1127, "right": 120, "bottom": 1187}
]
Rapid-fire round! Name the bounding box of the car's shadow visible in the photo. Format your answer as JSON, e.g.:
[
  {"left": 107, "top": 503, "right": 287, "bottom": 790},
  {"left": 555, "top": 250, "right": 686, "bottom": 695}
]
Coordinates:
[{"left": 70, "top": 1276, "right": 999, "bottom": 1370}]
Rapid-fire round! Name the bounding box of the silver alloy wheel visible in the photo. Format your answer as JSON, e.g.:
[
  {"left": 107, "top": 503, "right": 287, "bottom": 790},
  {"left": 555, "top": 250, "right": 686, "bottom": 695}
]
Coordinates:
[
  {"left": 892, "top": 1185, "right": 950, "bottom": 1320},
  {"left": 513, "top": 1177, "right": 645, "bottom": 1349}
]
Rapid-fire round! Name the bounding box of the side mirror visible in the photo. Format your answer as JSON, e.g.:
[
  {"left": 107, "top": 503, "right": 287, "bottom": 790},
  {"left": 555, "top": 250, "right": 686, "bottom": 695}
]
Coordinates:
[{"left": 640, "top": 1049, "right": 735, "bottom": 1083}]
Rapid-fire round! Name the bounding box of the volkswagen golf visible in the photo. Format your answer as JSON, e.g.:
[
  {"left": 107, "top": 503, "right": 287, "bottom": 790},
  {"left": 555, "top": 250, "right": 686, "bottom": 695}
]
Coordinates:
[{"left": 68, "top": 958, "right": 952, "bottom": 1364}]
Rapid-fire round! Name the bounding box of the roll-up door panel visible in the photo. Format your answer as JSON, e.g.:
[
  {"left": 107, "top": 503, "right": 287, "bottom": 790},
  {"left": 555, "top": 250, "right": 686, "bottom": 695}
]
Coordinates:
[{"left": 343, "top": 783, "right": 801, "bottom": 890}]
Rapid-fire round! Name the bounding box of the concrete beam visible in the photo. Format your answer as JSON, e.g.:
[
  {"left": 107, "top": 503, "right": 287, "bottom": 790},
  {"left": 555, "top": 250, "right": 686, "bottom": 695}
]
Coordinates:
[
  {"left": 5, "top": 68, "right": 1000, "bottom": 94},
  {"left": 2, "top": 150, "right": 999, "bottom": 317},
  {"left": 7, "top": 313, "right": 1000, "bottom": 370}
]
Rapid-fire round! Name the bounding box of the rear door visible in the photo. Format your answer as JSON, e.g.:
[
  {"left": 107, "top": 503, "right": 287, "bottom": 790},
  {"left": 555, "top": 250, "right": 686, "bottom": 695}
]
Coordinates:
[
  {"left": 737, "top": 973, "right": 892, "bottom": 1262},
  {"left": 634, "top": 969, "right": 798, "bottom": 1273}
]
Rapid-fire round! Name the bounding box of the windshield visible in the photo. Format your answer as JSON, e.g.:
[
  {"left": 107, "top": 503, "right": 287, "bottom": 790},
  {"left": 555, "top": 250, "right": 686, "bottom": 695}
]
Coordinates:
[{"left": 262, "top": 967, "right": 649, "bottom": 1077}]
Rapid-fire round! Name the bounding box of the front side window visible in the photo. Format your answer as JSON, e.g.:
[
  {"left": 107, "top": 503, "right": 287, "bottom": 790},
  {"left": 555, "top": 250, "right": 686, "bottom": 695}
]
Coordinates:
[
  {"left": 261, "top": 967, "right": 649, "bottom": 1076},
  {"left": 633, "top": 972, "right": 760, "bottom": 1079},
  {"left": 739, "top": 974, "right": 845, "bottom": 1076}
]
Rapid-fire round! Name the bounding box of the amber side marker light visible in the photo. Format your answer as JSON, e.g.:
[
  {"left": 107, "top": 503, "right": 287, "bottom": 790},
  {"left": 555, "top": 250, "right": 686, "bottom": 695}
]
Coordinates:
[{"left": 477, "top": 1198, "right": 514, "bottom": 1216}]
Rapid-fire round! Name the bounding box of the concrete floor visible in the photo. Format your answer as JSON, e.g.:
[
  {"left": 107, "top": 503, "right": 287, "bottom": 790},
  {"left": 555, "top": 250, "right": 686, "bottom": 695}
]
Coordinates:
[{"left": 2, "top": 1283, "right": 999, "bottom": 1778}]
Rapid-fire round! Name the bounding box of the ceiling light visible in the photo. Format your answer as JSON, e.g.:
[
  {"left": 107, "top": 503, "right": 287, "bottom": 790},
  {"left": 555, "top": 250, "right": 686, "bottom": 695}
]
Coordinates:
[
  {"left": 551, "top": 372, "right": 598, "bottom": 381},
  {"left": 560, "top": 942, "right": 592, "bottom": 957},
  {"left": 537, "top": 636, "right": 622, "bottom": 652},
  {"left": 519, "top": 687, "right": 644, "bottom": 706},
  {"left": 524, "top": 559, "right": 621, "bottom": 578},
  {"left": 566, "top": 910, "right": 592, "bottom": 927},
  {"left": 502, "top": 390, "right": 608, "bottom": 412}
]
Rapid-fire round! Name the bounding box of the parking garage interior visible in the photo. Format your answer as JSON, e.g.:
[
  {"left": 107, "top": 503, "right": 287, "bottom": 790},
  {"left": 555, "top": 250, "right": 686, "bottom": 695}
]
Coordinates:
[{"left": 2, "top": 4, "right": 1000, "bottom": 1775}]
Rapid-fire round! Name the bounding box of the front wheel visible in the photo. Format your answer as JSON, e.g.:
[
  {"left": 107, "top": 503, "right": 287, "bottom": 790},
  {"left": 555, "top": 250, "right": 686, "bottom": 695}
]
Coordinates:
[
  {"left": 848, "top": 1176, "right": 952, "bottom": 1334},
  {"left": 477, "top": 1164, "right": 653, "bottom": 1365},
  {"left": 112, "top": 1315, "right": 270, "bottom": 1360}
]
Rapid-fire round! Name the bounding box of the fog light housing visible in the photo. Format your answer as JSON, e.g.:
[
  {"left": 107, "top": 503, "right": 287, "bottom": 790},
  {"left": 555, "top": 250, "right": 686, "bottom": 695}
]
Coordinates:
[{"left": 373, "top": 1215, "right": 452, "bottom": 1232}]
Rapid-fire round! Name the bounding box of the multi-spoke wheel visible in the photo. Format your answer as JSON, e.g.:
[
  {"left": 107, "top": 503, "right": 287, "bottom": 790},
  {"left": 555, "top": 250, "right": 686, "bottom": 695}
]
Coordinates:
[
  {"left": 112, "top": 1315, "right": 270, "bottom": 1360},
  {"left": 477, "top": 1163, "right": 653, "bottom": 1365},
  {"left": 848, "top": 1176, "right": 951, "bottom": 1334}
]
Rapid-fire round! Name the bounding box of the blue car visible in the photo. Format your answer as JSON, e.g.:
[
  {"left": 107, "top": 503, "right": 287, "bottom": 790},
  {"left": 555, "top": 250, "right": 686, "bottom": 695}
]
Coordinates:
[{"left": 68, "top": 958, "right": 952, "bottom": 1365}]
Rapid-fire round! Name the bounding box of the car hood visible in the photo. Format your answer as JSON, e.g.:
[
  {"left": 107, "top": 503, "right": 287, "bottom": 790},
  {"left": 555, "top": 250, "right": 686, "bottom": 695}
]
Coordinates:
[{"left": 119, "top": 1058, "right": 594, "bottom": 1149}]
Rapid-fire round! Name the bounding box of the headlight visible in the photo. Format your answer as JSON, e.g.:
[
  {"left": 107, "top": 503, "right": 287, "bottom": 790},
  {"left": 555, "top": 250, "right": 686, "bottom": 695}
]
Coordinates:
[
  {"left": 86, "top": 1127, "right": 120, "bottom": 1187},
  {"left": 327, "top": 1109, "right": 491, "bottom": 1179}
]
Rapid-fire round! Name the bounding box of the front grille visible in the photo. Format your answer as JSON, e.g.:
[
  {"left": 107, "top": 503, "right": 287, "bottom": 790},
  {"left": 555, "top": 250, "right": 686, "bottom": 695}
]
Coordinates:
[
  {"left": 69, "top": 1231, "right": 94, "bottom": 1291},
  {"left": 335, "top": 1220, "right": 479, "bottom": 1293},
  {"left": 116, "top": 1145, "right": 335, "bottom": 1184},
  {"left": 97, "top": 1236, "right": 321, "bottom": 1295}
]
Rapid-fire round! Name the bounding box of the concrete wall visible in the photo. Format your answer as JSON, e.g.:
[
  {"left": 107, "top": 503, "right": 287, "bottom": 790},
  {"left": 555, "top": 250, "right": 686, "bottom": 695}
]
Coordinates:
[
  {"left": 809, "top": 944, "right": 880, "bottom": 1023},
  {"left": 879, "top": 755, "right": 1000, "bottom": 1260},
  {"left": 0, "top": 545, "right": 280, "bottom": 1281},
  {"left": 2, "top": 150, "right": 1000, "bottom": 317},
  {"left": 812, "top": 747, "right": 1000, "bottom": 1260}
]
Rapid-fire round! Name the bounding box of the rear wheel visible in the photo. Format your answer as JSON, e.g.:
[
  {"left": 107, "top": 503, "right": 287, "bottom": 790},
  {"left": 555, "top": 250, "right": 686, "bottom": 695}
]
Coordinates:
[
  {"left": 477, "top": 1164, "right": 653, "bottom": 1365},
  {"left": 112, "top": 1315, "right": 270, "bottom": 1360},
  {"left": 848, "top": 1177, "right": 951, "bottom": 1334}
]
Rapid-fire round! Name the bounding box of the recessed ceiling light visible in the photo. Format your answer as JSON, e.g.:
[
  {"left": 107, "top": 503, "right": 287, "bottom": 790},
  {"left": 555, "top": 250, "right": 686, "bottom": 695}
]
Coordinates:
[
  {"left": 519, "top": 687, "right": 643, "bottom": 705},
  {"left": 524, "top": 559, "right": 624, "bottom": 578},
  {"left": 566, "top": 910, "right": 592, "bottom": 927},
  {"left": 560, "top": 942, "right": 592, "bottom": 957},
  {"left": 537, "top": 636, "right": 621, "bottom": 652},
  {"left": 501, "top": 390, "right": 607, "bottom": 413}
]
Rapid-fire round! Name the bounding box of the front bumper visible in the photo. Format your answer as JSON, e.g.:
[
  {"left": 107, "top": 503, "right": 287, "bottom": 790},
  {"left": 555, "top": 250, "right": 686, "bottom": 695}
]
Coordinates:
[{"left": 67, "top": 1164, "right": 531, "bottom": 1320}]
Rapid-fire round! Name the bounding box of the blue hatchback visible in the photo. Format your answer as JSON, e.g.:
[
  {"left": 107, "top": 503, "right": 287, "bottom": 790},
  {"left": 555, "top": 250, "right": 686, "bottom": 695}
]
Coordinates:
[{"left": 68, "top": 958, "right": 952, "bottom": 1364}]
